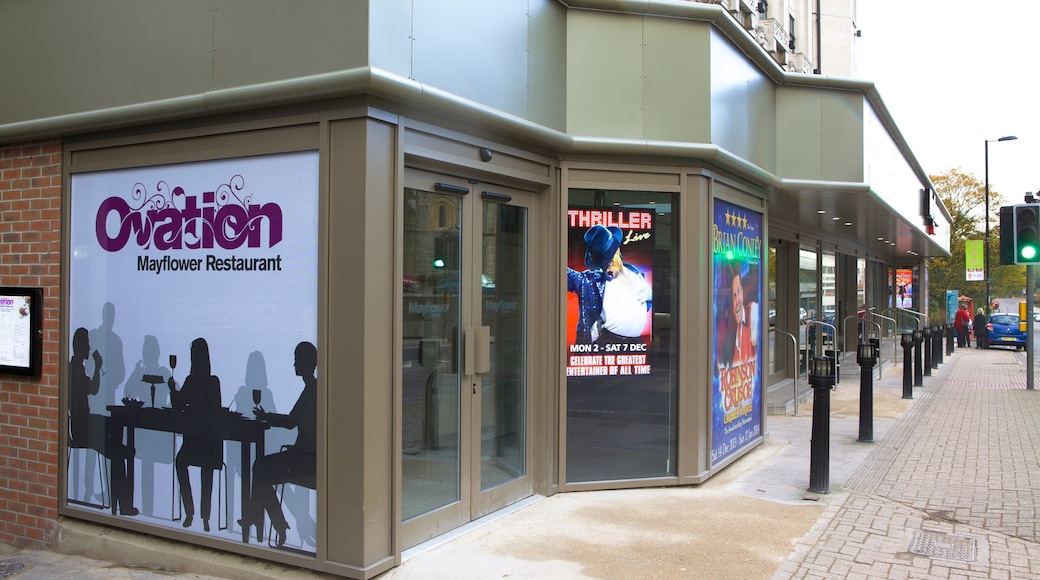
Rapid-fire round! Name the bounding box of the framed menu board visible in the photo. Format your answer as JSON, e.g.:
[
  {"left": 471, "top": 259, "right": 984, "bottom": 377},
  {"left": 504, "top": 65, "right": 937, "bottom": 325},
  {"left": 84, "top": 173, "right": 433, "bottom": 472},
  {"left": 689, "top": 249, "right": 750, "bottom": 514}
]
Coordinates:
[{"left": 0, "top": 287, "right": 42, "bottom": 376}]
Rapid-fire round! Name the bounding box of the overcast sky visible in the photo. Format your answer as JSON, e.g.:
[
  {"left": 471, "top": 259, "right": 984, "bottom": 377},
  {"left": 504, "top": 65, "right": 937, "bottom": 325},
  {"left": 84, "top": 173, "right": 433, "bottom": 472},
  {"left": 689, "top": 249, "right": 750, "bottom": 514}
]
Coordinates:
[{"left": 856, "top": 1, "right": 1037, "bottom": 206}]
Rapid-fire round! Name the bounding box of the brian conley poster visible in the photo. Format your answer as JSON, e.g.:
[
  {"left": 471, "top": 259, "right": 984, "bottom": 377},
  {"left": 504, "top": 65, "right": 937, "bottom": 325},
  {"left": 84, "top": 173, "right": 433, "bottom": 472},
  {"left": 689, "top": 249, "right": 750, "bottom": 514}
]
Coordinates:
[{"left": 710, "top": 199, "right": 762, "bottom": 467}]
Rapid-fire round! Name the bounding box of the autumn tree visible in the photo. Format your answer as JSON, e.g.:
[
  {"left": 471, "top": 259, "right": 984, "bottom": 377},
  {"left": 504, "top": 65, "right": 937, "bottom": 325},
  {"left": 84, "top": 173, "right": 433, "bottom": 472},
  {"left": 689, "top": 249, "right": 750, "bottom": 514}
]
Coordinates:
[{"left": 927, "top": 168, "right": 1025, "bottom": 317}]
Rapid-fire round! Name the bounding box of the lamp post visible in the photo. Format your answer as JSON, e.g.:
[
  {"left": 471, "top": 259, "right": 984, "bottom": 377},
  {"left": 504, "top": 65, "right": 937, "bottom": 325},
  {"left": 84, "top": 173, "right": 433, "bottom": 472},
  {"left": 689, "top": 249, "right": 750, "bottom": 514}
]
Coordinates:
[{"left": 985, "top": 135, "right": 1018, "bottom": 313}]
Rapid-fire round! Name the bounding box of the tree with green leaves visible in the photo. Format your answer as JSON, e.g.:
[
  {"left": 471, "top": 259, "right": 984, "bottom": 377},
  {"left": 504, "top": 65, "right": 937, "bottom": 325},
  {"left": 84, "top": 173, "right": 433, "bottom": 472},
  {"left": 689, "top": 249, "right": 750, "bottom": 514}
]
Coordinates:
[{"left": 927, "top": 168, "right": 1024, "bottom": 320}]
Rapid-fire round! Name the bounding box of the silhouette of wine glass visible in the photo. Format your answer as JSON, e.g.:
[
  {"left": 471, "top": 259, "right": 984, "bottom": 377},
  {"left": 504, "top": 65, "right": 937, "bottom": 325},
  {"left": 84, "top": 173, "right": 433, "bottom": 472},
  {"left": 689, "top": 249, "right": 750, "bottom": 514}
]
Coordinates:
[
  {"left": 169, "top": 354, "right": 177, "bottom": 384},
  {"left": 252, "top": 388, "right": 264, "bottom": 420}
]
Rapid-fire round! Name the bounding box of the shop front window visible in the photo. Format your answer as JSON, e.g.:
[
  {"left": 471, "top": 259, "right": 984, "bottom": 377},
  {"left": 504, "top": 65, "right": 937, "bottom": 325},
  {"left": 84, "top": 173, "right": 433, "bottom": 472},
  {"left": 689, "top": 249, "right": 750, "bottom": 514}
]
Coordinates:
[
  {"left": 564, "top": 189, "right": 678, "bottom": 483},
  {"left": 798, "top": 247, "right": 818, "bottom": 374},
  {"left": 65, "top": 152, "right": 321, "bottom": 553},
  {"left": 768, "top": 245, "right": 777, "bottom": 376}
]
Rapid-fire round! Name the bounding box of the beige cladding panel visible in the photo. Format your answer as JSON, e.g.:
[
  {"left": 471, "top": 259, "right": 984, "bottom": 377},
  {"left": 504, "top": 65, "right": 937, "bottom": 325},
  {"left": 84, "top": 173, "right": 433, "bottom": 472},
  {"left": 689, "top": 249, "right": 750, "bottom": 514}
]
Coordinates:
[
  {"left": 566, "top": 12, "right": 644, "bottom": 138},
  {"left": 820, "top": 90, "right": 864, "bottom": 182},
  {"left": 0, "top": 0, "right": 213, "bottom": 124},
  {"left": 776, "top": 86, "right": 821, "bottom": 179},
  {"left": 526, "top": 0, "right": 569, "bottom": 132},
  {"left": 776, "top": 85, "right": 864, "bottom": 183},
  {"left": 212, "top": 0, "right": 368, "bottom": 90},
  {"left": 641, "top": 18, "right": 712, "bottom": 143},
  {"left": 566, "top": 11, "right": 714, "bottom": 142},
  {"left": 0, "top": 0, "right": 369, "bottom": 125}
]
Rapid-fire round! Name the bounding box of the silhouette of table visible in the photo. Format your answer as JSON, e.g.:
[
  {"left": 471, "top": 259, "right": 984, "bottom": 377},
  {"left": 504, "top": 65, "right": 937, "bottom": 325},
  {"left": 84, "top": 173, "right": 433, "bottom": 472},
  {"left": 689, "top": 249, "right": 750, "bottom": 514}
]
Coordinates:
[{"left": 106, "top": 405, "right": 268, "bottom": 543}]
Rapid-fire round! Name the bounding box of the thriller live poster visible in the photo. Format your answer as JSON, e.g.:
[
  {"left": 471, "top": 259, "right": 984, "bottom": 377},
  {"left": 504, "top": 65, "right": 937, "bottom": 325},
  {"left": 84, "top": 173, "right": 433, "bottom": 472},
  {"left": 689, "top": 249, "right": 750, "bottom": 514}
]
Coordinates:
[
  {"left": 565, "top": 207, "right": 654, "bottom": 377},
  {"left": 710, "top": 199, "right": 763, "bottom": 467}
]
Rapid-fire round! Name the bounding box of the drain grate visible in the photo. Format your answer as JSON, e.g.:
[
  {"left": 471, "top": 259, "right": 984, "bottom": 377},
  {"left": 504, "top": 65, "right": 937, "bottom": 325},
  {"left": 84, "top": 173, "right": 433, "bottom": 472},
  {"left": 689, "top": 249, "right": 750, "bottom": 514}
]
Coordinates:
[
  {"left": 0, "top": 560, "right": 26, "bottom": 578},
  {"left": 908, "top": 531, "right": 977, "bottom": 561}
]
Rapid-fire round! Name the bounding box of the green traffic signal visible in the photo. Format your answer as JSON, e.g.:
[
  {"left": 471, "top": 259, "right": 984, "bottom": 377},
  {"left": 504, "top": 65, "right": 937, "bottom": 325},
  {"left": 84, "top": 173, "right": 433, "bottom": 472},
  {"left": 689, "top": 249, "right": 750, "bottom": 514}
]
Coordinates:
[{"left": 1014, "top": 204, "right": 1040, "bottom": 264}]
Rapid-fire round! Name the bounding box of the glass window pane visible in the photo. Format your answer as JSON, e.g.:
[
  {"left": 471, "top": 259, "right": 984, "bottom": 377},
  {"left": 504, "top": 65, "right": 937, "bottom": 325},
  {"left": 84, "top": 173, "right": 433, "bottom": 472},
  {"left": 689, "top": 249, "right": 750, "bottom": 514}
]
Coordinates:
[
  {"left": 798, "top": 248, "right": 818, "bottom": 373},
  {"left": 565, "top": 189, "right": 678, "bottom": 483},
  {"left": 480, "top": 202, "right": 527, "bottom": 490},
  {"left": 401, "top": 188, "right": 461, "bottom": 520}
]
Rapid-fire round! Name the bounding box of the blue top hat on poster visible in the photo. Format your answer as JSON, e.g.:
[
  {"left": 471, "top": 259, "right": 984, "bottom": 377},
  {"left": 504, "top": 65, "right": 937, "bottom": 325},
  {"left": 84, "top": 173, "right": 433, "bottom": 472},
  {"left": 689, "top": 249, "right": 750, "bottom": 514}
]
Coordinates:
[{"left": 584, "top": 225, "right": 623, "bottom": 270}]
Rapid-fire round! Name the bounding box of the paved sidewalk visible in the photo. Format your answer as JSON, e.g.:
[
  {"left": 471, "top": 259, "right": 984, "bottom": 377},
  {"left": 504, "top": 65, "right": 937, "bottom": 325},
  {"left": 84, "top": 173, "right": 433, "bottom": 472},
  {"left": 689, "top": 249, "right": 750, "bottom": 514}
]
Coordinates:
[
  {"left": 776, "top": 345, "right": 1040, "bottom": 579},
  {"left": 3, "top": 344, "right": 1039, "bottom": 579}
]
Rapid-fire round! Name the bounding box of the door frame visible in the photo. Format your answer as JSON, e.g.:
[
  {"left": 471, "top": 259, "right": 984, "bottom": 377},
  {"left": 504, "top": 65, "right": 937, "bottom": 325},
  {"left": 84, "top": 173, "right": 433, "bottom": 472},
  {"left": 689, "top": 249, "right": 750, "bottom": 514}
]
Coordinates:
[{"left": 398, "top": 167, "right": 543, "bottom": 549}]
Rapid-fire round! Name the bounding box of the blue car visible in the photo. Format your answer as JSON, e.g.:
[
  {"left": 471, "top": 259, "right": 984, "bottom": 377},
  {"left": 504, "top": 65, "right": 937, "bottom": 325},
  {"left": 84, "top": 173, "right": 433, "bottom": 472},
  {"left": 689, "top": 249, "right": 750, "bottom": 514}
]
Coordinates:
[
  {"left": 807, "top": 311, "right": 836, "bottom": 345},
  {"left": 985, "top": 313, "right": 1026, "bottom": 350}
]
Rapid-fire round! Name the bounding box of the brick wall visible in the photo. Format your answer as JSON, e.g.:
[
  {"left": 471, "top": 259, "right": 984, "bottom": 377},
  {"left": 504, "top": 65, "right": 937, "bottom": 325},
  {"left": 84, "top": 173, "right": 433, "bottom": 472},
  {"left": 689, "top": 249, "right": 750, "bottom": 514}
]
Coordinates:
[{"left": 0, "top": 140, "right": 62, "bottom": 547}]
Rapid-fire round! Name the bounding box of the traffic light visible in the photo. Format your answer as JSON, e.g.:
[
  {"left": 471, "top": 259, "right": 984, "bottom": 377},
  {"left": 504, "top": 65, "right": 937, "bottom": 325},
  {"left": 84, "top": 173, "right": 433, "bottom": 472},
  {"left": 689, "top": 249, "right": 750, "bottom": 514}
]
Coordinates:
[
  {"left": 999, "top": 206, "right": 1016, "bottom": 265},
  {"left": 1014, "top": 203, "right": 1040, "bottom": 264}
]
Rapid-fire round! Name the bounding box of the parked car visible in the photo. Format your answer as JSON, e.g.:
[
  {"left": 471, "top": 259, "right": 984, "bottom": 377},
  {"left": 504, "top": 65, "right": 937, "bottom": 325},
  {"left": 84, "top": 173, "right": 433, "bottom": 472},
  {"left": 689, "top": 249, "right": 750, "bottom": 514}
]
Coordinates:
[
  {"left": 807, "top": 310, "right": 836, "bottom": 345},
  {"left": 986, "top": 313, "right": 1026, "bottom": 350}
]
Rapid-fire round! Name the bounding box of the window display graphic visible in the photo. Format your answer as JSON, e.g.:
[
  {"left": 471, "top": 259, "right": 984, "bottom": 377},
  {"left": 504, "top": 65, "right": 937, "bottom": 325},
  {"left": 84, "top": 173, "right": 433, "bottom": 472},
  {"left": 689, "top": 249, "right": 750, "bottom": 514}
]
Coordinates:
[
  {"left": 896, "top": 268, "right": 913, "bottom": 307},
  {"left": 711, "top": 200, "right": 763, "bottom": 467},
  {"left": 565, "top": 207, "right": 654, "bottom": 377},
  {"left": 67, "top": 151, "right": 319, "bottom": 553}
]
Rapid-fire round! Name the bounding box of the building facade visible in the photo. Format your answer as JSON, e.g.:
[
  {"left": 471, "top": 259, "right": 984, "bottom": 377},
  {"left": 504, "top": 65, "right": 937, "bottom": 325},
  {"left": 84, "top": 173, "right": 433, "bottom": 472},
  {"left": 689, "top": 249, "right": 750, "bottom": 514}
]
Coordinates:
[{"left": 0, "top": 1, "right": 948, "bottom": 577}]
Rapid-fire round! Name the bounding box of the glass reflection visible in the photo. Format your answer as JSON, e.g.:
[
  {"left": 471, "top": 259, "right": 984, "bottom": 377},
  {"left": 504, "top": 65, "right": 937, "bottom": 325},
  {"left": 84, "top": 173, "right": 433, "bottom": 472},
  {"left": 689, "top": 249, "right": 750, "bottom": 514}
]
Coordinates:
[
  {"left": 480, "top": 201, "right": 527, "bottom": 490},
  {"left": 401, "top": 188, "right": 461, "bottom": 520}
]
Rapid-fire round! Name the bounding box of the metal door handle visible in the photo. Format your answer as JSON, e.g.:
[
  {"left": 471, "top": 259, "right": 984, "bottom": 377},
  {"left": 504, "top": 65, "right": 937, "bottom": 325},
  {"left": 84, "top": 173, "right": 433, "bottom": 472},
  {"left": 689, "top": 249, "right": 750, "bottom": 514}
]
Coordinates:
[{"left": 464, "top": 326, "right": 491, "bottom": 376}]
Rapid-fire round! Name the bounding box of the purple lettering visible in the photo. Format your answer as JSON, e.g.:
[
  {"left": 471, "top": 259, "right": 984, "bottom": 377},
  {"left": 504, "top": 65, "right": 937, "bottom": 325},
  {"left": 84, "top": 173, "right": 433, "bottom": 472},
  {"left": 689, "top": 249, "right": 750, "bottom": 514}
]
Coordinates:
[{"left": 94, "top": 177, "right": 284, "bottom": 252}]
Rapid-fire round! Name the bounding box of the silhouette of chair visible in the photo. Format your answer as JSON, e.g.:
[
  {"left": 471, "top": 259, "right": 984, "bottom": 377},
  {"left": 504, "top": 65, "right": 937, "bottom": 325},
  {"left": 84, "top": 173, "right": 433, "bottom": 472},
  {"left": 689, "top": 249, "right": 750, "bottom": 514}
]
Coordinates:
[
  {"left": 67, "top": 445, "right": 110, "bottom": 510},
  {"left": 172, "top": 433, "right": 229, "bottom": 531},
  {"left": 267, "top": 445, "right": 317, "bottom": 549}
]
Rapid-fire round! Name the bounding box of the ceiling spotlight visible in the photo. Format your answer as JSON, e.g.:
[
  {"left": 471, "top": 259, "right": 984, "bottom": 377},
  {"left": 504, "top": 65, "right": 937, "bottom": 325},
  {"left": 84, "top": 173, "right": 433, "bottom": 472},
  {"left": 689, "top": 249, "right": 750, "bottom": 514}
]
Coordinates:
[
  {"left": 817, "top": 210, "right": 826, "bottom": 214},
  {"left": 844, "top": 222, "right": 852, "bottom": 226}
]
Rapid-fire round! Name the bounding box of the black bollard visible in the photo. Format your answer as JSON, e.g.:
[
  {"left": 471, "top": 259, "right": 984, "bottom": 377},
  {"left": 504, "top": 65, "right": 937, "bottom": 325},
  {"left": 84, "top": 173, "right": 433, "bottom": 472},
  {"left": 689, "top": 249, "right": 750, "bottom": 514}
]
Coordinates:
[
  {"left": 922, "top": 326, "right": 933, "bottom": 377},
  {"left": 808, "top": 356, "right": 836, "bottom": 494},
  {"left": 857, "top": 342, "right": 878, "bottom": 443},
  {"left": 946, "top": 322, "right": 955, "bottom": 355},
  {"left": 902, "top": 332, "right": 914, "bottom": 399},
  {"left": 913, "top": 329, "right": 924, "bottom": 387},
  {"left": 940, "top": 324, "right": 948, "bottom": 365}
]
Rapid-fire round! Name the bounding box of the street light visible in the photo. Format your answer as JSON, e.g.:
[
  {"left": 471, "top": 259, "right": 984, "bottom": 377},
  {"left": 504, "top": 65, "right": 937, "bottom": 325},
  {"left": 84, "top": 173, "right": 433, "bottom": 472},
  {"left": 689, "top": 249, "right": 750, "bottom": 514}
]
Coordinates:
[{"left": 985, "top": 135, "right": 1019, "bottom": 313}]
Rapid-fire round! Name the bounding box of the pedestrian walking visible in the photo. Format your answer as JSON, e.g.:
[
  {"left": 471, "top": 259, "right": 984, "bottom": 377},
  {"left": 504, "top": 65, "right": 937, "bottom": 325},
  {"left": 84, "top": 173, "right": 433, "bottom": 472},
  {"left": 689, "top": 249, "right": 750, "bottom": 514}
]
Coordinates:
[
  {"left": 974, "top": 307, "right": 987, "bottom": 348},
  {"left": 954, "top": 304, "right": 971, "bottom": 347}
]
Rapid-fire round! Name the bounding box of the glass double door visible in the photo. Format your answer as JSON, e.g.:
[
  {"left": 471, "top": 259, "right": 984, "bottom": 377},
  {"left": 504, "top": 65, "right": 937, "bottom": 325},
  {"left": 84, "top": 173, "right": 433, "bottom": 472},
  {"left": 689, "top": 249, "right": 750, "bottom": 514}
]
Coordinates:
[{"left": 400, "top": 168, "right": 535, "bottom": 549}]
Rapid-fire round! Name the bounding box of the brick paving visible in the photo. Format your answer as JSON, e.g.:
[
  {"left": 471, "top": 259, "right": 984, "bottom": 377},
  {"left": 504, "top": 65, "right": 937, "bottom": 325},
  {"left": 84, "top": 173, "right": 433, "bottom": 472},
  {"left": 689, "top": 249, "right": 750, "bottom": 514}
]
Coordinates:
[{"left": 775, "top": 346, "right": 1040, "bottom": 579}]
